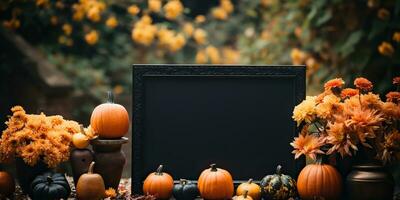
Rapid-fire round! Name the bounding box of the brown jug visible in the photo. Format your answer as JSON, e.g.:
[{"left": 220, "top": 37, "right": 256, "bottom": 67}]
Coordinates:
[
  {"left": 91, "top": 137, "right": 128, "bottom": 189},
  {"left": 70, "top": 148, "right": 94, "bottom": 186}
]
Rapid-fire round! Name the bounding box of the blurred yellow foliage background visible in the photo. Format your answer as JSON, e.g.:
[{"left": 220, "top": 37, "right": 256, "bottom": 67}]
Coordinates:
[{"left": 0, "top": 0, "right": 399, "bottom": 115}]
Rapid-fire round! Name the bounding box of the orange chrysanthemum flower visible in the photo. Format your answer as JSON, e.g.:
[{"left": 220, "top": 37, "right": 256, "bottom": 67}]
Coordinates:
[
  {"left": 393, "top": 77, "right": 400, "bottom": 85},
  {"left": 292, "top": 76, "right": 400, "bottom": 163},
  {"left": 345, "top": 108, "right": 382, "bottom": 146},
  {"left": 316, "top": 94, "right": 342, "bottom": 119},
  {"left": 379, "top": 130, "right": 400, "bottom": 164},
  {"left": 0, "top": 106, "right": 80, "bottom": 167},
  {"left": 326, "top": 122, "right": 358, "bottom": 157},
  {"left": 377, "top": 8, "right": 390, "bottom": 20},
  {"left": 341, "top": 88, "right": 359, "bottom": 99},
  {"left": 354, "top": 77, "right": 373, "bottom": 92},
  {"left": 290, "top": 134, "right": 324, "bottom": 160},
  {"left": 361, "top": 93, "right": 382, "bottom": 110},
  {"left": 105, "top": 188, "right": 117, "bottom": 198},
  {"left": 378, "top": 41, "right": 394, "bottom": 56},
  {"left": 386, "top": 91, "right": 400, "bottom": 103},
  {"left": 324, "top": 78, "right": 345, "bottom": 91},
  {"left": 381, "top": 102, "right": 400, "bottom": 119},
  {"left": 315, "top": 91, "right": 328, "bottom": 104},
  {"left": 292, "top": 96, "right": 317, "bottom": 126},
  {"left": 345, "top": 107, "right": 383, "bottom": 129}
]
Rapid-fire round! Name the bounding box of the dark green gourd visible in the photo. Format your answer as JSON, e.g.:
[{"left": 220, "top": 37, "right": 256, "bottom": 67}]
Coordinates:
[
  {"left": 260, "top": 165, "right": 297, "bottom": 200},
  {"left": 173, "top": 179, "right": 199, "bottom": 200},
  {"left": 31, "top": 172, "right": 71, "bottom": 200}
]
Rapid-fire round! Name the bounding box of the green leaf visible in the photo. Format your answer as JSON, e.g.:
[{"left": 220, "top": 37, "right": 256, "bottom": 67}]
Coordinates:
[
  {"left": 315, "top": 10, "right": 332, "bottom": 27},
  {"left": 313, "top": 0, "right": 328, "bottom": 9},
  {"left": 245, "top": 9, "right": 258, "bottom": 17},
  {"left": 306, "top": 7, "right": 318, "bottom": 22},
  {"left": 339, "top": 30, "right": 364, "bottom": 57}
]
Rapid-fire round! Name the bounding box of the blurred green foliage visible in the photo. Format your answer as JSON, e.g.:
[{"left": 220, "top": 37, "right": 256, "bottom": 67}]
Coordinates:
[
  {"left": 0, "top": 0, "right": 399, "bottom": 113},
  {"left": 237, "top": 0, "right": 400, "bottom": 94}
]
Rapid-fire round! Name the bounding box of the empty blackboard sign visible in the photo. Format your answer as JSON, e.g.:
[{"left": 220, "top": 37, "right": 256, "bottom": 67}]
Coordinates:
[{"left": 132, "top": 65, "right": 305, "bottom": 194}]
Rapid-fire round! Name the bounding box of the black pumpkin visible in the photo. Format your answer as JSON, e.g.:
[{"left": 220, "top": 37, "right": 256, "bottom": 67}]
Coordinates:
[
  {"left": 260, "top": 165, "right": 297, "bottom": 200},
  {"left": 31, "top": 172, "right": 71, "bottom": 200},
  {"left": 173, "top": 179, "right": 199, "bottom": 200}
]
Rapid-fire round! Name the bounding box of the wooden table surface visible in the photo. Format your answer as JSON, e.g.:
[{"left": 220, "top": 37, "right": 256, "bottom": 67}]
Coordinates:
[{"left": 10, "top": 177, "right": 400, "bottom": 200}]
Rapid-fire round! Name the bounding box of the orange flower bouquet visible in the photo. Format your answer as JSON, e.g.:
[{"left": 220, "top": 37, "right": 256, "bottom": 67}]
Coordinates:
[
  {"left": 0, "top": 106, "right": 81, "bottom": 167},
  {"left": 291, "top": 77, "right": 400, "bottom": 164}
]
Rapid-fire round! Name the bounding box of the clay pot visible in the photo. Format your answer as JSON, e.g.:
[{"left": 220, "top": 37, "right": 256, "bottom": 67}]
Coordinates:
[
  {"left": 91, "top": 137, "right": 128, "bottom": 189},
  {"left": 0, "top": 170, "right": 15, "bottom": 197},
  {"left": 346, "top": 162, "right": 394, "bottom": 200},
  {"left": 15, "top": 157, "right": 49, "bottom": 195},
  {"left": 70, "top": 148, "right": 94, "bottom": 186}
]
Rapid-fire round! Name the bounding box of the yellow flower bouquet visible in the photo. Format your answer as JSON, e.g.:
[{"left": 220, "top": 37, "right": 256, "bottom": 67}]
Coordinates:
[
  {"left": 291, "top": 77, "right": 400, "bottom": 164},
  {"left": 0, "top": 106, "right": 80, "bottom": 168}
]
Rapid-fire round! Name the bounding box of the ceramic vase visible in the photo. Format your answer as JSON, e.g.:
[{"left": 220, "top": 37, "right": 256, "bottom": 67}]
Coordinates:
[
  {"left": 91, "top": 137, "right": 128, "bottom": 189},
  {"left": 346, "top": 162, "right": 394, "bottom": 200}
]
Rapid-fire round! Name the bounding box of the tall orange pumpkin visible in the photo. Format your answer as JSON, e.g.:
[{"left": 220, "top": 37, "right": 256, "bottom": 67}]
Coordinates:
[
  {"left": 90, "top": 91, "right": 129, "bottom": 139},
  {"left": 143, "top": 165, "right": 174, "bottom": 199},
  {"left": 198, "top": 164, "right": 234, "bottom": 200},
  {"left": 297, "top": 163, "right": 342, "bottom": 200}
]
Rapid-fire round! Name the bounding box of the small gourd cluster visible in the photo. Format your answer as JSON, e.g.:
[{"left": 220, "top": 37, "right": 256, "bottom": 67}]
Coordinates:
[{"left": 142, "top": 164, "right": 298, "bottom": 200}]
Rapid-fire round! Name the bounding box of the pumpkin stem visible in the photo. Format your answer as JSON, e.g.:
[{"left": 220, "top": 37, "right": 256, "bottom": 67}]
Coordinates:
[
  {"left": 276, "top": 165, "right": 282, "bottom": 175},
  {"left": 79, "top": 124, "right": 86, "bottom": 136},
  {"left": 107, "top": 91, "right": 114, "bottom": 103},
  {"left": 210, "top": 163, "right": 218, "bottom": 171},
  {"left": 243, "top": 190, "right": 249, "bottom": 198},
  {"left": 156, "top": 165, "right": 164, "bottom": 175},
  {"left": 247, "top": 178, "right": 253, "bottom": 184},
  {"left": 88, "top": 162, "right": 95, "bottom": 174},
  {"left": 47, "top": 176, "right": 53, "bottom": 184},
  {"left": 316, "top": 155, "right": 323, "bottom": 165},
  {"left": 180, "top": 179, "right": 187, "bottom": 185}
]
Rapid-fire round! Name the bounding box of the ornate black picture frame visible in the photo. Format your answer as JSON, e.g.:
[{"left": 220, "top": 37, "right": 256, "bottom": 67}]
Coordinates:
[{"left": 132, "top": 64, "right": 306, "bottom": 194}]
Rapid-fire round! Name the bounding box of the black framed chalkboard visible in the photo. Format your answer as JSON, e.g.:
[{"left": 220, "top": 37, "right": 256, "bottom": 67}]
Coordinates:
[{"left": 132, "top": 65, "right": 306, "bottom": 194}]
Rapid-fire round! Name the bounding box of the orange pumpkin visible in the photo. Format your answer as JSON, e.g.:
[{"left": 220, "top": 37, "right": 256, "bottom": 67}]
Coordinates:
[
  {"left": 236, "top": 179, "right": 261, "bottom": 200},
  {"left": 90, "top": 91, "right": 129, "bottom": 139},
  {"left": 72, "top": 125, "right": 90, "bottom": 149},
  {"left": 297, "top": 163, "right": 342, "bottom": 200},
  {"left": 234, "top": 190, "right": 253, "bottom": 200},
  {"left": 143, "top": 165, "right": 174, "bottom": 199},
  {"left": 76, "top": 162, "right": 106, "bottom": 200},
  {"left": 198, "top": 164, "right": 234, "bottom": 200},
  {"left": 0, "top": 171, "right": 15, "bottom": 197}
]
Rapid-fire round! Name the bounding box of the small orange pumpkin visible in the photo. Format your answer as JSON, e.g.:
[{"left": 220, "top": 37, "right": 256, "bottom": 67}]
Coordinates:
[
  {"left": 198, "top": 163, "right": 234, "bottom": 200},
  {"left": 0, "top": 170, "right": 15, "bottom": 197},
  {"left": 90, "top": 91, "right": 129, "bottom": 139},
  {"left": 234, "top": 190, "right": 253, "bottom": 200},
  {"left": 72, "top": 125, "right": 90, "bottom": 149},
  {"left": 297, "top": 163, "right": 342, "bottom": 200},
  {"left": 76, "top": 162, "right": 106, "bottom": 200},
  {"left": 143, "top": 165, "right": 174, "bottom": 199},
  {"left": 236, "top": 179, "right": 261, "bottom": 200}
]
